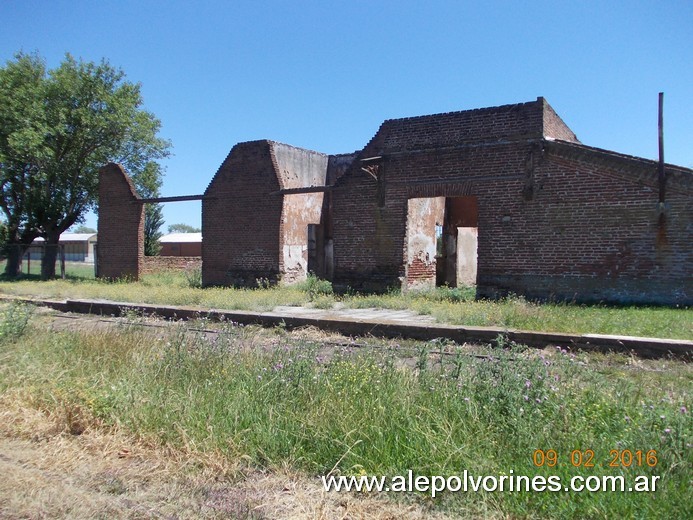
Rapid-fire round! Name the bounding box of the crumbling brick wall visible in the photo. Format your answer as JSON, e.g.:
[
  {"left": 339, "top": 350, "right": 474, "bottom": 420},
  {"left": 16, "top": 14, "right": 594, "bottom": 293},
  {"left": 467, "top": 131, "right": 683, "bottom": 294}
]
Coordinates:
[
  {"left": 142, "top": 256, "right": 202, "bottom": 274},
  {"left": 273, "top": 142, "right": 329, "bottom": 284},
  {"left": 488, "top": 141, "right": 692, "bottom": 304},
  {"left": 202, "top": 141, "right": 283, "bottom": 286},
  {"left": 97, "top": 163, "right": 144, "bottom": 279},
  {"left": 97, "top": 97, "right": 691, "bottom": 305},
  {"left": 202, "top": 140, "right": 332, "bottom": 287},
  {"left": 330, "top": 98, "right": 692, "bottom": 304}
]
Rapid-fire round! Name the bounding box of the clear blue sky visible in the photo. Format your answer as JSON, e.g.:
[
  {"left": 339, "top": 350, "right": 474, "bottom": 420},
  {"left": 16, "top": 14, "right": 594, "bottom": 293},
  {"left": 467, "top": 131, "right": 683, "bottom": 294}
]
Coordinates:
[{"left": 1, "top": 0, "right": 691, "bottom": 230}]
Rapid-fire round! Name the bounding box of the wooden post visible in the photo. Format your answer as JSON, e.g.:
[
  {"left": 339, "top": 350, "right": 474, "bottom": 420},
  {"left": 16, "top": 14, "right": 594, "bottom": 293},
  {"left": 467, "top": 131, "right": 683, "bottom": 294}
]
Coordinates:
[
  {"left": 27, "top": 251, "right": 30, "bottom": 275},
  {"left": 60, "top": 244, "right": 66, "bottom": 279},
  {"left": 93, "top": 244, "right": 98, "bottom": 278}
]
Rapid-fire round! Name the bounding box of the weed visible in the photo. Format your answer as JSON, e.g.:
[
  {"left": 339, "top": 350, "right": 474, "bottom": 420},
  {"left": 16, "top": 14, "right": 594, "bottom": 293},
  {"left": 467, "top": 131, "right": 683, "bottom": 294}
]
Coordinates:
[
  {"left": 0, "top": 302, "right": 33, "bottom": 342},
  {"left": 298, "top": 273, "right": 333, "bottom": 300},
  {"left": 184, "top": 266, "right": 202, "bottom": 288},
  {"left": 255, "top": 277, "right": 272, "bottom": 290}
]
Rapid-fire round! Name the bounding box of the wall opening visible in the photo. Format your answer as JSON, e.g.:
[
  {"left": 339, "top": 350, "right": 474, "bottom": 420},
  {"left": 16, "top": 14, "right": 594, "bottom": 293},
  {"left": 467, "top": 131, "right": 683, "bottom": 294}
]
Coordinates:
[
  {"left": 405, "top": 197, "right": 444, "bottom": 290},
  {"left": 437, "top": 196, "right": 478, "bottom": 287},
  {"left": 307, "top": 223, "right": 325, "bottom": 278}
]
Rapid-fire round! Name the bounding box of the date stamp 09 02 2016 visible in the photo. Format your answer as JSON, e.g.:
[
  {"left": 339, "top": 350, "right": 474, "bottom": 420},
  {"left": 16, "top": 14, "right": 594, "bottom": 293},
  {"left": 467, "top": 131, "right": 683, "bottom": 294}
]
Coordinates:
[{"left": 532, "top": 449, "right": 658, "bottom": 468}]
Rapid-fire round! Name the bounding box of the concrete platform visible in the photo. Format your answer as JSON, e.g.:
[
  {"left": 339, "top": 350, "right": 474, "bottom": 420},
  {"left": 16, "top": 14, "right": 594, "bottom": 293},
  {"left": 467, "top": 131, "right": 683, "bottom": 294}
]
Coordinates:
[{"left": 1, "top": 295, "right": 691, "bottom": 359}]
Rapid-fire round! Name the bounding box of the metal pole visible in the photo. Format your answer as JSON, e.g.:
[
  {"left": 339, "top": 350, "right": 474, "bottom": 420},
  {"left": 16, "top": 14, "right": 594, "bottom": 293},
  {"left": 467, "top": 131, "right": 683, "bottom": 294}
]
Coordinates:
[{"left": 658, "top": 92, "right": 665, "bottom": 204}]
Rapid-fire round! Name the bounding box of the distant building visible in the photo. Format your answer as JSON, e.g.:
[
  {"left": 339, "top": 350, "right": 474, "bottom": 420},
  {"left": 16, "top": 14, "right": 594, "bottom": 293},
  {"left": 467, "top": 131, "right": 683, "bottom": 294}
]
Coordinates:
[
  {"left": 26, "top": 233, "right": 98, "bottom": 263},
  {"left": 159, "top": 232, "right": 202, "bottom": 257}
]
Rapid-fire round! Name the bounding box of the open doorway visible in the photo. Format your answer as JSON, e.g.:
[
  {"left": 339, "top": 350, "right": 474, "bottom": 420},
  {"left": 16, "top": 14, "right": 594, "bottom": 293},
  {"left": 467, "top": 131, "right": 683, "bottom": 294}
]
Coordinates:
[
  {"left": 404, "top": 195, "right": 478, "bottom": 290},
  {"left": 437, "top": 196, "right": 478, "bottom": 287}
]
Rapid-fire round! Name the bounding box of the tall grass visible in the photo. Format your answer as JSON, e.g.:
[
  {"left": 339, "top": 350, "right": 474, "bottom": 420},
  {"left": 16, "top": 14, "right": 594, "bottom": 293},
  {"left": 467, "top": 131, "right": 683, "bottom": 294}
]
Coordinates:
[
  {"left": 0, "top": 271, "right": 690, "bottom": 339},
  {"left": 1, "top": 304, "right": 690, "bottom": 518}
]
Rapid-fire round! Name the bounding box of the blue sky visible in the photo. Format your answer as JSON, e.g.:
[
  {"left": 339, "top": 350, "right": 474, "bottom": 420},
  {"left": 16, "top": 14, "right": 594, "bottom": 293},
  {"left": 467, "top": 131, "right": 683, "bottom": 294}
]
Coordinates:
[{"left": 1, "top": 0, "right": 691, "bottom": 230}]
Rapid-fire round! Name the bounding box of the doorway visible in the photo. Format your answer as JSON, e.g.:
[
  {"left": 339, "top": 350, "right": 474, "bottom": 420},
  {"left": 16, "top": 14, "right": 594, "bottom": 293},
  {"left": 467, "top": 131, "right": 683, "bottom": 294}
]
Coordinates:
[{"left": 437, "top": 196, "right": 478, "bottom": 287}]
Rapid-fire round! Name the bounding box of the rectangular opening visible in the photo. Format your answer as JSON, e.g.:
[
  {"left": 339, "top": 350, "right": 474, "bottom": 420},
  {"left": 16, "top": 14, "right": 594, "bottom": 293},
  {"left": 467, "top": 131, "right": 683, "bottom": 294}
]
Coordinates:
[
  {"left": 438, "top": 196, "right": 478, "bottom": 287},
  {"left": 307, "top": 223, "right": 325, "bottom": 277}
]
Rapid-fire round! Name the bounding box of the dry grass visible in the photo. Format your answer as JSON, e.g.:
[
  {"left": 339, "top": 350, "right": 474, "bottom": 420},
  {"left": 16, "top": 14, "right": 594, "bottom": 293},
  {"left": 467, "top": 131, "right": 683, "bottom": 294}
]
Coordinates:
[{"left": 0, "top": 389, "right": 457, "bottom": 520}]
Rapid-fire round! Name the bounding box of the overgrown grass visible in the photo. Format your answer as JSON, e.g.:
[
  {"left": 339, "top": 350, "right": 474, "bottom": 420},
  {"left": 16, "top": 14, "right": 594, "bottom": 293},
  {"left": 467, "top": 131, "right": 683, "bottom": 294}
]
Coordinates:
[
  {"left": 0, "top": 270, "right": 690, "bottom": 339},
  {"left": 0, "top": 304, "right": 691, "bottom": 518}
]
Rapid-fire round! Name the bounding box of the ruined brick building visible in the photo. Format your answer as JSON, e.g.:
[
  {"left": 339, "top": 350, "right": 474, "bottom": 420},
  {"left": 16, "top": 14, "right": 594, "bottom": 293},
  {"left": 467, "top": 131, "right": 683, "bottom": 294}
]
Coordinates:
[{"left": 98, "top": 97, "right": 692, "bottom": 305}]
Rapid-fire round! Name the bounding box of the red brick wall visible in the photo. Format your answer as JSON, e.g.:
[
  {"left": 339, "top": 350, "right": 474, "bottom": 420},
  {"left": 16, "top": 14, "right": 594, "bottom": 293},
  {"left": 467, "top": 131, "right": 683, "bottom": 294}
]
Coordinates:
[
  {"left": 96, "top": 163, "right": 144, "bottom": 280},
  {"left": 330, "top": 103, "right": 692, "bottom": 304},
  {"left": 331, "top": 140, "right": 533, "bottom": 292},
  {"left": 142, "top": 256, "right": 202, "bottom": 274},
  {"left": 202, "top": 141, "right": 283, "bottom": 286},
  {"left": 369, "top": 98, "right": 546, "bottom": 154},
  {"left": 541, "top": 98, "right": 580, "bottom": 142}
]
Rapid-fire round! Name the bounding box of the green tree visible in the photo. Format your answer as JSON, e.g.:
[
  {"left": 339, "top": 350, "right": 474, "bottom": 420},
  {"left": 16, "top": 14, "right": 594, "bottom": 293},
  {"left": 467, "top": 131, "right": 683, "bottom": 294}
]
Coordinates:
[
  {"left": 144, "top": 204, "right": 164, "bottom": 256},
  {"left": 168, "top": 223, "right": 200, "bottom": 233},
  {"left": 0, "top": 52, "right": 170, "bottom": 277},
  {"left": 0, "top": 53, "right": 46, "bottom": 274},
  {"left": 71, "top": 225, "right": 96, "bottom": 234},
  {"left": 131, "top": 162, "right": 165, "bottom": 256}
]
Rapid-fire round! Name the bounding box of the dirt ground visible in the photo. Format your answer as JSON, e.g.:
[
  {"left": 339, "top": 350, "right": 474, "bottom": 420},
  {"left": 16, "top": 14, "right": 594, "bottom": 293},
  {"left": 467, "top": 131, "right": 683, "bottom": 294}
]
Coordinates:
[{"left": 0, "top": 400, "right": 455, "bottom": 520}]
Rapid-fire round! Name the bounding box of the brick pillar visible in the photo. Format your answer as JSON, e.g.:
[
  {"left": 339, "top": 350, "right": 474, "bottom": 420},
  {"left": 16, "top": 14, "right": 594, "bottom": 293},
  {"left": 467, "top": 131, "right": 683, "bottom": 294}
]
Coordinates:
[{"left": 97, "top": 163, "right": 144, "bottom": 280}]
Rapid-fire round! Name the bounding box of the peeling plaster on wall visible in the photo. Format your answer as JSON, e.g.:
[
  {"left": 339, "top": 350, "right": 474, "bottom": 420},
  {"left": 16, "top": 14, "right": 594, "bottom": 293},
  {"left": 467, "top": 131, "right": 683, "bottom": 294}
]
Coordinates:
[
  {"left": 272, "top": 142, "right": 329, "bottom": 189},
  {"left": 405, "top": 197, "right": 444, "bottom": 289},
  {"left": 281, "top": 192, "right": 324, "bottom": 283},
  {"left": 456, "top": 227, "right": 478, "bottom": 286}
]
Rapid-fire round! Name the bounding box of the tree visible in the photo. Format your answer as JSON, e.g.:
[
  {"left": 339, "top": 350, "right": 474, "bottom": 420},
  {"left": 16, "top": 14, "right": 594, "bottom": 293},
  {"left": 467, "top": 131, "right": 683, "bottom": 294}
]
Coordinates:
[
  {"left": 168, "top": 223, "right": 200, "bottom": 233},
  {"left": 144, "top": 204, "right": 164, "bottom": 256},
  {"left": 0, "top": 52, "right": 170, "bottom": 277},
  {"left": 71, "top": 225, "right": 96, "bottom": 234},
  {"left": 130, "top": 161, "right": 165, "bottom": 256},
  {"left": 0, "top": 53, "right": 47, "bottom": 275}
]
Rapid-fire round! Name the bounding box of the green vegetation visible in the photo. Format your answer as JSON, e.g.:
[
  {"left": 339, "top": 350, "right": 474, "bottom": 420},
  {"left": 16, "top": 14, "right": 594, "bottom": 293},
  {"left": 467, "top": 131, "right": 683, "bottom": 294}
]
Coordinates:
[
  {"left": 168, "top": 223, "right": 201, "bottom": 233},
  {"left": 70, "top": 225, "right": 97, "bottom": 234},
  {"left": 0, "top": 303, "right": 690, "bottom": 518},
  {"left": 0, "top": 270, "right": 690, "bottom": 339},
  {"left": 0, "top": 51, "right": 169, "bottom": 278}
]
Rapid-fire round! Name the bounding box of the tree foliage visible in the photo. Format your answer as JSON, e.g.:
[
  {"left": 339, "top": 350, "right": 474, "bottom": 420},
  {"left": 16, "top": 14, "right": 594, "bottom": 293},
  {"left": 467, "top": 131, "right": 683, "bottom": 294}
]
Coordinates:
[
  {"left": 133, "top": 161, "right": 165, "bottom": 256},
  {"left": 168, "top": 223, "right": 200, "bottom": 233},
  {"left": 0, "top": 52, "right": 170, "bottom": 277},
  {"left": 71, "top": 225, "right": 96, "bottom": 234}
]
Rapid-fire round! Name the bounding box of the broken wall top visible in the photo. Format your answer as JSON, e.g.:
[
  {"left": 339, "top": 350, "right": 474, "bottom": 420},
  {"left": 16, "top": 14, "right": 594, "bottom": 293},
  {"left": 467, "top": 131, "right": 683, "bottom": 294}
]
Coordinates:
[
  {"left": 205, "top": 140, "right": 349, "bottom": 195},
  {"left": 99, "top": 163, "right": 142, "bottom": 201},
  {"left": 362, "top": 97, "right": 580, "bottom": 155},
  {"left": 270, "top": 141, "right": 329, "bottom": 190}
]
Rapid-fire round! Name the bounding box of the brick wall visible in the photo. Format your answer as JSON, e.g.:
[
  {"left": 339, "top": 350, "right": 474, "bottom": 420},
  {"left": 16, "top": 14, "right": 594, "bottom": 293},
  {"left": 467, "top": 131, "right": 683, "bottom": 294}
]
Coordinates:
[
  {"left": 202, "top": 140, "right": 334, "bottom": 287},
  {"left": 97, "top": 163, "right": 143, "bottom": 279},
  {"left": 142, "top": 256, "right": 202, "bottom": 274},
  {"left": 330, "top": 101, "right": 692, "bottom": 304},
  {"left": 97, "top": 98, "right": 691, "bottom": 305},
  {"left": 405, "top": 197, "right": 443, "bottom": 290},
  {"left": 369, "top": 98, "right": 547, "bottom": 155},
  {"left": 202, "top": 141, "right": 284, "bottom": 286},
  {"left": 273, "top": 143, "right": 329, "bottom": 284}
]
